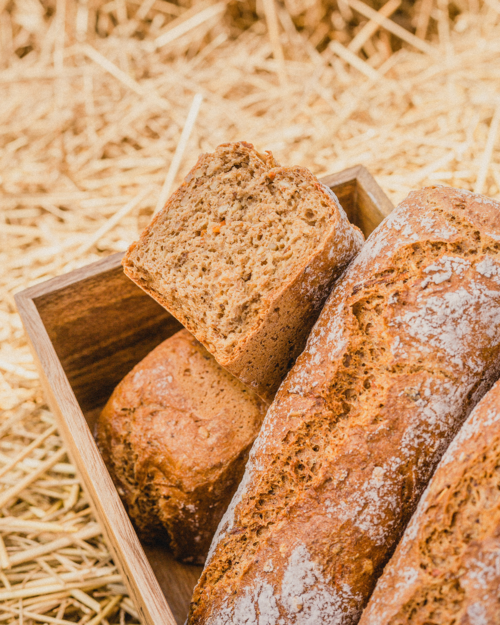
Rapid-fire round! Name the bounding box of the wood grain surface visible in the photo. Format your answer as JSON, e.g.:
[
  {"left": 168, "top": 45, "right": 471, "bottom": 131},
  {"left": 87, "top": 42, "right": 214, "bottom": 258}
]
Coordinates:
[{"left": 15, "top": 167, "right": 393, "bottom": 625}]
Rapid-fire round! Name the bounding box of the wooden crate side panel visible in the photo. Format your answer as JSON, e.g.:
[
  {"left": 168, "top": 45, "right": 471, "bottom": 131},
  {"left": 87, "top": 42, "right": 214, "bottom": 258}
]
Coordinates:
[
  {"left": 321, "top": 166, "right": 394, "bottom": 236},
  {"left": 33, "top": 262, "right": 182, "bottom": 413},
  {"left": 321, "top": 168, "right": 359, "bottom": 230},
  {"left": 355, "top": 165, "right": 394, "bottom": 235},
  {"left": 15, "top": 293, "right": 177, "bottom": 625}
]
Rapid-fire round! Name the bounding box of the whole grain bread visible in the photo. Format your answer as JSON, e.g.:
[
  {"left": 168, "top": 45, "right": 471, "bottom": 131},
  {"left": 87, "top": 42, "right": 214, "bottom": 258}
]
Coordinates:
[
  {"left": 96, "top": 329, "right": 268, "bottom": 564},
  {"left": 122, "top": 142, "right": 363, "bottom": 402},
  {"left": 188, "top": 187, "right": 500, "bottom": 624},
  {"left": 360, "top": 374, "right": 500, "bottom": 625}
]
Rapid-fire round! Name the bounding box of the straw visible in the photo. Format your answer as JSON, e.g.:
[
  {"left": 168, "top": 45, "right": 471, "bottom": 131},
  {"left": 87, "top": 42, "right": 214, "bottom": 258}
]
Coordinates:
[
  {"left": 474, "top": 103, "right": 500, "bottom": 194},
  {"left": 0, "top": 605, "right": 76, "bottom": 625},
  {"left": 8, "top": 525, "right": 102, "bottom": 567},
  {"left": 0, "top": 448, "right": 67, "bottom": 509},
  {"left": 0, "top": 519, "right": 77, "bottom": 534},
  {"left": 154, "top": 2, "right": 226, "bottom": 50},
  {"left": 0, "top": 425, "right": 57, "bottom": 480},
  {"left": 2, "top": 2, "right": 500, "bottom": 623},
  {"left": 0, "top": 360, "right": 38, "bottom": 381},
  {"left": 346, "top": 0, "right": 438, "bottom": 56},
  {"left": 75, "top": 187, "right": 153, "bottom": 257},
  {"left": 416, "top": 0, "right": 435, "bottom": 40},
  {"left": 348, "top": 0, "right": 401, "bottom": 53},
  {"left": 80, "top": 45, "right": 173, "bottom": 115},
  {"left": 0, "top": 535, "right": 11, "bottom": 570},
  {"left": 70, "top": 590, "right": 102, "bottom": 613},
  {"left": 87, "top": 595, "right": 122, "bottom": 625},
  {"left": 262, "top": 0, "right": 288, "bottom": 85},
  {"left": 0, "top": 576, "right": 123, "bottom": 601},
  {"left": 154, "top": 93, "right": 203, "bottom": 214},
  {"left": 329, "top": 40, "right": 383, "bottom": 81}
]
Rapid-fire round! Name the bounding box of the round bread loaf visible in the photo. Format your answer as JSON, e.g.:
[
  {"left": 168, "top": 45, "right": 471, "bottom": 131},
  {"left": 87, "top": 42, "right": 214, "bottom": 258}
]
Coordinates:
[{"left": 96, "top": 329, "right": 268, "bottom": 564}]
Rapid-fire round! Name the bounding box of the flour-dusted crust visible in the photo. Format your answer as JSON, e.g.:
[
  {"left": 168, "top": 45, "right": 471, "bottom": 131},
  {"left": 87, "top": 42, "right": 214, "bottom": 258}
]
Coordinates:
[
  {"left": 188, "top": 187, "right": 500, "bottom": 623},
  {"left": 122, "top": 142, "right": 364, "bottom": 402},
  {"left": 360, "top": 376, "right": 500, "bottom": 625},
  {"left": 96, "top": 330, "right": 268, "bottom": 564}
]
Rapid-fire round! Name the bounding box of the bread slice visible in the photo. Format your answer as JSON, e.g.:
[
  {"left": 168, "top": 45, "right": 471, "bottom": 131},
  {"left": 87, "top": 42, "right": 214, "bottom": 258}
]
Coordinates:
[
  {"left": 188, "top": 187, "right": 500, "bottom": 624},
  {"left": 123, "top": 142, "right": 363, "bottom": 402},
  {"left": 96, "top": 329, "right": 268, "bottom": 565},
  {"left": 360, "top": 374, "right": 500, "bottom": 625}
]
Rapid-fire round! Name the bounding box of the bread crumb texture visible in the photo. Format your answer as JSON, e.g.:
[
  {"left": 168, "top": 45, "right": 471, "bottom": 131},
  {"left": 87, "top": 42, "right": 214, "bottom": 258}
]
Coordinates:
[
  {"left": 360, "top": 374, "right": 500, "bottom": 625},
  {"left": 96, "top": 329, "right": 268, "bottom": 565},
  {"left": 188, "top": 187, "right": 500, "bottom": 624},
  {"left": 123, "top": 142, "right": 363, "bottom": 401}
]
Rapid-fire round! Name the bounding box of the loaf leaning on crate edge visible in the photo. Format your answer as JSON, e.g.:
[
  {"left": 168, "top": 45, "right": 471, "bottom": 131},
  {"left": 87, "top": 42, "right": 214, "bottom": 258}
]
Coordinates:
[
  {"left": 188, "top": 186, "right": 500, "bottom": 625},
  {"left": 122, "top": 142, "right": 364, "bottom": 402},
  {"left": 359, "top": 371, "right": 500, "bottom": 625},
  {"left": 96, "top": 330, "right": 268, "bottom": 565}
]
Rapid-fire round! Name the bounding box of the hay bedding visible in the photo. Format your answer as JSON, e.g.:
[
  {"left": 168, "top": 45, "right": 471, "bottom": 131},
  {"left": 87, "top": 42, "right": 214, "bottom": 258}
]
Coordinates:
[{"left": 1, "top": 0, "right": 500, "bottom": 621}]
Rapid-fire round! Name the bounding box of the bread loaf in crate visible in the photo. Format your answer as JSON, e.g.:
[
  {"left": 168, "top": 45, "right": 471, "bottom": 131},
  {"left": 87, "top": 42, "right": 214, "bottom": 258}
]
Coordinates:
[
  {"left": 360, "top": 372, "right": 500, "bottom": 624},
  {"left": 122, "top": 142, "right": 364, "bottom": 402},
  {"left": 188, "top": 187, "right": 500, "bottom": 623},
  {"left": 96, "top": 329, "right": 268, "bottom": 564}
]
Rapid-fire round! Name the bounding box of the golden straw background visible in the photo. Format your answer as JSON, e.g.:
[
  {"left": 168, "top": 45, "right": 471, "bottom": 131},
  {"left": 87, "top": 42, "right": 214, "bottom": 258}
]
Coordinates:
[{"left": 1, "top": 0, "right": 500, "bottom": 622}]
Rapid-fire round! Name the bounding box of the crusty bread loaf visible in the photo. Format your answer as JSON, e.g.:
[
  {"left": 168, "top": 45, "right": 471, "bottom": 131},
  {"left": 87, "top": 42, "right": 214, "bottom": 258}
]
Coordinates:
[
  {"left": 96, "top": 329, "right": 268, "bottom": 564},
  {"left": 188, "top": 187, "right": 500, "bottom": 624},
  {"left": 360, "top": 375, "right": 500, "bottom": 625},
  {"left": 122, "top": 142, "right": 363, "bottom": 402}
]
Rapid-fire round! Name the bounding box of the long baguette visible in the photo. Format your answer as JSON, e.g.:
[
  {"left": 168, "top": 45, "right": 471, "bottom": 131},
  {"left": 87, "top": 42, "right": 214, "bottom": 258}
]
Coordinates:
[
  {"left": 360, "top": 371, "right": 500, "bottom": 624},
  {"left": 189, "top": 187, "right": 500, "bottom": 624}
]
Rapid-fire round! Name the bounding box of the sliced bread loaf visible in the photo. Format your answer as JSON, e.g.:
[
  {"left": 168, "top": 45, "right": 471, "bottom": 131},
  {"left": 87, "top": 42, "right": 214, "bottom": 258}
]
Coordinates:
[{"left": 122, "top": 142, "right": 363, "bottom": 402}]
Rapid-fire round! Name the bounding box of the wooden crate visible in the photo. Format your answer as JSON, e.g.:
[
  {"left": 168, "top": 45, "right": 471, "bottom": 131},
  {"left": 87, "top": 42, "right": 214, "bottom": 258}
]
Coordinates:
[{"left": 15, "top": 165, "right": 393, "bottom": 625}]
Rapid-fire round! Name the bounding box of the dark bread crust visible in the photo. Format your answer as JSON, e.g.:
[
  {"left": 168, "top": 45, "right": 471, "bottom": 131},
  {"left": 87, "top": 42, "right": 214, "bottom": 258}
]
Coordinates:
[
  {"left": 360, "top": 376, "right": 500, "bottom": 625},
  {"left": 122, "top": 142, "right": 363, "bottom": 402},
  {"left": 188, "top": 187, "right": 500, "bottom": 623},
  {"left": 96, "top": 330, "right": 268, "bottom": 564}
]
